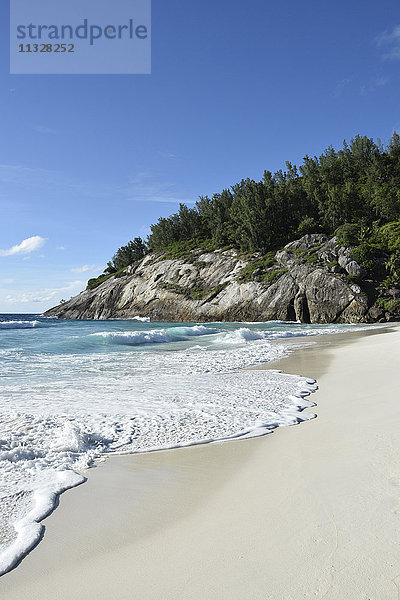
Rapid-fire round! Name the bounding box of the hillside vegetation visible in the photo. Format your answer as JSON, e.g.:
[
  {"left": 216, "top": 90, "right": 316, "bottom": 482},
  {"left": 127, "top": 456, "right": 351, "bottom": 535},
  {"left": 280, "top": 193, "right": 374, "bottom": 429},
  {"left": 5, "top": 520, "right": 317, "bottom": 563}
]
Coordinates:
[{"left": 88, "top": 134, "right": 400, "bottom": 299}]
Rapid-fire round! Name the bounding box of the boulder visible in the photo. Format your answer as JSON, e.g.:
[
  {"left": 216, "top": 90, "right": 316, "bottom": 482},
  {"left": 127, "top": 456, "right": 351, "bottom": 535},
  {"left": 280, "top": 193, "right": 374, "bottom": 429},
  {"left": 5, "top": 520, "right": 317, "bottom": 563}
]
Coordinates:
[
  {"left": 43, "top": 235, "right": 395, "bottom": 324},
  {"left": 345, "top": 260, "right": 364, "bottom": 278}
]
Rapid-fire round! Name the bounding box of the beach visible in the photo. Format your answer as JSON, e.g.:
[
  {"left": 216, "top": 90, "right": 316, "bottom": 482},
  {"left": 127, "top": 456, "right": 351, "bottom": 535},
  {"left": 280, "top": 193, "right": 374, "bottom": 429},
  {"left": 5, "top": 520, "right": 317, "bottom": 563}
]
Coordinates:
[{"left": 2, "top": 325, "right": 400, "bottom": 599}]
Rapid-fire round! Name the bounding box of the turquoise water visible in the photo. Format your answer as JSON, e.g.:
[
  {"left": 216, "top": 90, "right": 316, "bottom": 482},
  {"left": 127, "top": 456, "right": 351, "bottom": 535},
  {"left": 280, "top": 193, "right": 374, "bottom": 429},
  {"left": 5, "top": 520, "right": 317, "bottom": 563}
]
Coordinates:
[{"left": 0, "top": 314, "right": 378, "bottom": 574}]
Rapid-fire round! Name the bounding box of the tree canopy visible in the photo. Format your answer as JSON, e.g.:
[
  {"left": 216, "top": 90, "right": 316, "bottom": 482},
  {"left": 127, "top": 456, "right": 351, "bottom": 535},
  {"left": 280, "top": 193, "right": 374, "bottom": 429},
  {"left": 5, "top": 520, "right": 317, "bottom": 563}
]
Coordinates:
[
  {"left": 104, "top": 237, "right": 148, "bottom": 273},
  {"left": 144, "top": 134, "right": 400, "bottom": 253},
  {"left": 94, "top": 133, "right": 400, "bottom": 288}
]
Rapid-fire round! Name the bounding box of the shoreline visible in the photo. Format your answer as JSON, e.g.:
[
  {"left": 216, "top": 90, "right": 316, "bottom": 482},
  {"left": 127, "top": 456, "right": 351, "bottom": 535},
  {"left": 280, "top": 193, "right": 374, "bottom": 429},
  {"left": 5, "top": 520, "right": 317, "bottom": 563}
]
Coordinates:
[{"left": 2, "top": 324, "right": 400, "bottom": 598}]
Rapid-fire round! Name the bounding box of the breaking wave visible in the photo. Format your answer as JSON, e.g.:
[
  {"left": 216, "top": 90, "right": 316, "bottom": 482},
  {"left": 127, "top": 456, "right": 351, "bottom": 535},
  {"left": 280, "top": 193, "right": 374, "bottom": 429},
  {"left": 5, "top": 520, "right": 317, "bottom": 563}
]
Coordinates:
[{"left": 0, "top": 315, "right": 385, "bottom": 575}]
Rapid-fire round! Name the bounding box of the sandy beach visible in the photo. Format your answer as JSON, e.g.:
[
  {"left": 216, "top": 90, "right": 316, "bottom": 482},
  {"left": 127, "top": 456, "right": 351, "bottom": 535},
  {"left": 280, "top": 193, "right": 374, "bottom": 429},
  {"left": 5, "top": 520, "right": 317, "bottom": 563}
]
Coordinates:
[{"left": 2, "top": 325, "right": 400, "bottom": 599}]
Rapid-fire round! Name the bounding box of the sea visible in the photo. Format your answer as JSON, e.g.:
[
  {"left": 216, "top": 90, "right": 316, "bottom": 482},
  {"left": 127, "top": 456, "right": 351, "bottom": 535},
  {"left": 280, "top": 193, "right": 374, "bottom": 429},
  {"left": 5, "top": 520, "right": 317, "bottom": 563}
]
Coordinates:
[{"left": 0, "top": 313, "right": 383, "bottom": 574}]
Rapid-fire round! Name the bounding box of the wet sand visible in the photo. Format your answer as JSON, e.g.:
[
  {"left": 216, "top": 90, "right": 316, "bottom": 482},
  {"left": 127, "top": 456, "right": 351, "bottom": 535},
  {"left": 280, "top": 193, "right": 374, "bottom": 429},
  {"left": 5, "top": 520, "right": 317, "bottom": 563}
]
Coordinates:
[{"left": 3, "top": 325, "right": 400, "bottom": 599}]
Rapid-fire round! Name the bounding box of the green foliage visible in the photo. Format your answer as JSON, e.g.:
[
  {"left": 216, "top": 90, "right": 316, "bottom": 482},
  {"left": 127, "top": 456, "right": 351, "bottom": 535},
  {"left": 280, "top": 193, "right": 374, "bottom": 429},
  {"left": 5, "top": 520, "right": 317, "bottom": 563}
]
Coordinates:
[
  {"left": 335, "top": 223, "right": 362, "bottom": 247},
  {"left": 161, "top": 239, "right": 217, "bottom": 260},
  {"left": 261, "top": 269, "right": 287, "bottom": 284},
  {"left": 147, "top": 204, "right": 206, "bottom": 252},
  {"left": 335, "top": 219, "right": 400, "bottom": 286},
  {"left": 345, "top": 274, "right": 361, "bottom": 284},
  {"left": 90, "top": 236, "right": 148, "bottom": 290},
  {"left": 376, "top": 298, "right": 400, "bottom": 312},
  {"left": 160, "top": 281, "right": 227, "bottom": 301},
  {"left": 350, "top": 244, "right": 386, "bottom": 277},
  {"left": 87, "top": 273, "right": 113, "bottom": 290},
  {"left": 161, "top": 240, "right": 199, "bottom": 260},
  {"left": 236, "top": 252, "right": 276, "bottom": 282},
  {"left": 105, "top": 237, "right": 148, "bottom": 274},
  {"left": 378, "top": 221, "right": 400, "bottom": 252},
  {"left": 98, "top": 134, "right": 400, "bottom": 287},
  {"left": 305, "top": 252, "right": 319, "bottom": 264},
  {"left": 296, "top": 217, "right": 323, "bottom": 237},
  {"left": 383, "top": 250, "right": 400, "bottom": 287},
  {"left": 85, "top": 134, "right": 400, "bottom": 316},
  {"left": 145, "top": 134, "right": 400, "bottom": 255},
  {"left": 87, "top": 267, "right": 128, "bottom": 290},
  {"left": 292, "top": 248, "right": 320, "bottom": 264},
  {"left": 190, "top": 284, "right": 228, "bottom": 300}
]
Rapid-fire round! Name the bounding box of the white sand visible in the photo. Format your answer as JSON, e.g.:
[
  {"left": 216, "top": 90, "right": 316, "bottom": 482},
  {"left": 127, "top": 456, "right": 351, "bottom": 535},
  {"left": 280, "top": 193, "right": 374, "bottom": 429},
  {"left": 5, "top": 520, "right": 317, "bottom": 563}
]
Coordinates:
[{"left": 2, "top": 326, "right": 400, "bottom": 599}]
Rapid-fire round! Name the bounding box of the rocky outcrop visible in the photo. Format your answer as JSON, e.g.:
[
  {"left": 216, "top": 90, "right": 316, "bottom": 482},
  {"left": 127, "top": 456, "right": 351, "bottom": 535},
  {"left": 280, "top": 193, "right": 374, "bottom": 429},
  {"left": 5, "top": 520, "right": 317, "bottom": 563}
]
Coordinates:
[{"left": 44, "top": 234, "right": 400, "bottom": 323}]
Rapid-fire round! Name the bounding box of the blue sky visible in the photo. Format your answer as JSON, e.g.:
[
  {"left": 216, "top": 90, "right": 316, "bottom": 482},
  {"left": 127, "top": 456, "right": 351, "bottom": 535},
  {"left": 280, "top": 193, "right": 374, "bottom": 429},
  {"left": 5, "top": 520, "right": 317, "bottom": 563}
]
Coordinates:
[{"left": 1, "top": 0, "right": 400, "bottom": 313}]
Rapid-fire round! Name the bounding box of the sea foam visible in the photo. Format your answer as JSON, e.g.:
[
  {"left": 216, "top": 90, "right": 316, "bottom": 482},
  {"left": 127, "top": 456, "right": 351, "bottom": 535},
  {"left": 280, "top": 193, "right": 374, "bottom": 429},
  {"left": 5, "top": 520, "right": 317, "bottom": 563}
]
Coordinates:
[
  {"left": 0, "top": 317, "right": 385, "bottom": 575},
  {"left": 0, "top": 370, "right": 317, "bottom": 575},
  {"left": 90, "top": 325, "right": 220, "bottom": 346}
]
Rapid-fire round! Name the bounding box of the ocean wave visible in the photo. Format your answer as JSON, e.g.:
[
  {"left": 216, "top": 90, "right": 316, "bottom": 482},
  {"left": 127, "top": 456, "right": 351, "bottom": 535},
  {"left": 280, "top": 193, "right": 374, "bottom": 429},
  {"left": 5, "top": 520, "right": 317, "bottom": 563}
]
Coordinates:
[
  {"left": 92, "top": 330, "right": 172, "bottom": 345},
  {"left": 214, "top": 323, "right": 383, "bottom": 345},
  {"left": 266, "top": 324, "right": 379, "bottom": 339},
  {"left": 169, "top": 325, "right": 220, "bottom": 336},
  {"left": 0, "top": 318, "right": 384, "bottom": 574},
  {"left": 0, "top": 320, "right": 41, "bottom": 330},
  {"left": 0, "top": 370, "right": 317, "bottom": 575},
  {"left": 219, "top": 327, "right": 270, "bottom": 343},
  {"left": 90, "top": 325, "right": 220, "bottom": 346}
]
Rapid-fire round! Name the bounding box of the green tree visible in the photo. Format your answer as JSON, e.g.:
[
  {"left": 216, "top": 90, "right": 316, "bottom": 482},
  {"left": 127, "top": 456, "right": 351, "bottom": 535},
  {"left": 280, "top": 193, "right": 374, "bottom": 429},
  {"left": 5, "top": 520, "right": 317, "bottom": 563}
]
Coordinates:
[
  {"left": 105, "top": 237, "right": 148, "bottom": 273},
  {"left": 104, "top": 134, "right": 400, "bottom": 266}
]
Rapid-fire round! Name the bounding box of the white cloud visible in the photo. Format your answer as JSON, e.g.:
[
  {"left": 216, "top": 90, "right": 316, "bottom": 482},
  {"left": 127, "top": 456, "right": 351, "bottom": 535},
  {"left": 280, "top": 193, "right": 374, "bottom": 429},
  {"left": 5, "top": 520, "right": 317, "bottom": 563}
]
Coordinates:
[
  {"left": 56, "top": 246, "right": 66, "bottom": 251},
  {"left": 332, "top": 77, "right": 352, "bottom": 98},
  {"left": 359, "top": 76, "right": 389, "bottom": 96},
  {"left": 0, "top": 163, "right": 194, "bottom": 208},
  {"left": 0, "top": 164, "right": 55, "bottom": 185},
  {"left": 70, "top": 264, "right": 102, "bottom": 274},
  {"left": 0, "top": 235, "right": 46, "bottom": 257},
  {"left": 4, "top": 280, "right": 83, "bottom": 304},
  {"left": 376, "top": 25, "right": 400, "bottom": 60},
  {"left": 125, "top": 171, "right": 196, "bottom": 205},
  {"left": 374, "top": 76, "right": 389, "bottom": 87},
  {"left": 376, "top": 24, "right": 400, "bottom": 44}
]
